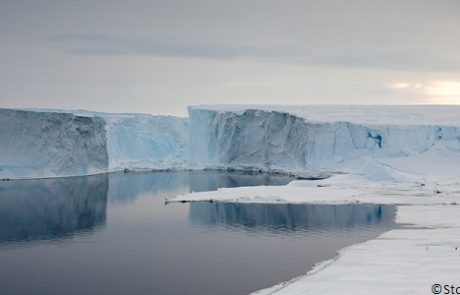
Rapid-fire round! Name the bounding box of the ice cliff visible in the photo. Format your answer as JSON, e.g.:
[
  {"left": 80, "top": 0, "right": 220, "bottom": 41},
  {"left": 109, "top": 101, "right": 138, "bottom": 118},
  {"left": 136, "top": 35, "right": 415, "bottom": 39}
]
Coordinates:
[
  {"left": 0, "top": 109, "right": 188, "bottom": 179},
  {"left": 0, "top": 109, "right": 108, "bottom": 179},
  {"left": 1, "top": 105, "right": 460, "bottom": 179},
  {"left": 103, "top": 113, "right": 189, "bottom": 171},
  {"left": 189, "top": 105, "right": 460, "bottom": 179}
]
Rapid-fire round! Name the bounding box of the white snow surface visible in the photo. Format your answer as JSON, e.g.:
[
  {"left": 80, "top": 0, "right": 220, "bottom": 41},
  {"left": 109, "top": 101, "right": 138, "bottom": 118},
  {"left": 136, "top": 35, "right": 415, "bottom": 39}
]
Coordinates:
[
  {"left": 248, "top": 205, "right": 460, "bottom": 295},
  {"left": 192, "top": 104, "right": 460, "bottom": 126}
]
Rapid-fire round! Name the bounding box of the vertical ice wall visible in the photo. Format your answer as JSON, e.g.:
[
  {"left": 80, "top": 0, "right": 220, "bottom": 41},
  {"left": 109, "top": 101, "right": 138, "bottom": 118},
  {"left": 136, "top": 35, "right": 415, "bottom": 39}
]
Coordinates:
[
  {"left": 189, "top": 108, "right": 308, "bottom": 171},
  {"left": 0, "top": 109, "right": 190, "bottom": 179},
  {"left": 2, "top": 106, "right": 459, "bottom": 179},
  {"left": 189, "top": 107, "right": 460, "bottom": 173},
  {"left": 103, "top": 114, "right": 189, "bottom": 171},
  {"left": 0, "top": 109, "right": 108, "bottom": 179}
]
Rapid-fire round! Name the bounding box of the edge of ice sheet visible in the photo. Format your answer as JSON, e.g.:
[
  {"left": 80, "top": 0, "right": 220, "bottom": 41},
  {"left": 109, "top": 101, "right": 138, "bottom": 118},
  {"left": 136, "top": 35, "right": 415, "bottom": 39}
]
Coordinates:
[
  {"left": 188, "top": 105, "right": 460, "bottom": 176},
  {"left": 0, "top": 108, "right": 189, "bottom": 179},
  {"left": 3, "top": 105, "right": 460, "bottom": 179},
  {"left": 169, "top": 173, "right": 460, "bottom": 206},
  {"left": 190, "top": 105, "right": 460, "bottom": 126},
  {"left": 251, "top": 205, "right": 460, "bottom": 295},
  {"left": 169, "top": 173, "right": 460, "bottom": 295}
]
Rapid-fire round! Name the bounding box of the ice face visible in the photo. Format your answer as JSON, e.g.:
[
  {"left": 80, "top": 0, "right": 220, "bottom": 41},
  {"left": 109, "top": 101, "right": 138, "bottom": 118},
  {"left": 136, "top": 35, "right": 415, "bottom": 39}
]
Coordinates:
[
  {"left": 0, "top": 109, "right": 108, "bottom": 179},
  {"left": 188, "top": 106, "right": 460, "bottom": 176},
  {"left": 0, "top": 109, "right": 189, "bottom": 179},
  {"left": 1, "top": 105, "right": 460, "bottom": 179},
  {"left": 188, "top": 108, "right": 309, "bottom": 171},
  {"left": 103, "top": 114, "right": 189, "bottom": 171}
]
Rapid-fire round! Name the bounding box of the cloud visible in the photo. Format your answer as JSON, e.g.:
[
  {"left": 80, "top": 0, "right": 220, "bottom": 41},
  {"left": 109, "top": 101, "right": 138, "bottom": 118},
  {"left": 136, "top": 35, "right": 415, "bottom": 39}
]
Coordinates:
[
  {"left": 48, "top": 34, "right": 292, "bottom": 61},
  {"left": 47, "top": 33, "right": 460, "bottom": 72},
  {"left": 388, "top": 83, "right": 422, "bottom": 89}
]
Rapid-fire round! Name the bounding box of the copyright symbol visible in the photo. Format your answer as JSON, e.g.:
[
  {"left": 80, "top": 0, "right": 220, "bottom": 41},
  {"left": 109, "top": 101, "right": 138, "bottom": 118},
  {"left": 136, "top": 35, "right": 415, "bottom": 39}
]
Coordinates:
[{"left": 432, "top": 284, "right": 442, "bottom": 294}]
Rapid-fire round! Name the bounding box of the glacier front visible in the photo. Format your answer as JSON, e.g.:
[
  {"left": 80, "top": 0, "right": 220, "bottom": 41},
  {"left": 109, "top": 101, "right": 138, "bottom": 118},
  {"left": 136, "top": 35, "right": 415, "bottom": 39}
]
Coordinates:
[
  {"left": 0, "top": 109, "right": 189, "bottom": 179},
  {"left": 1, "top": 105, "right": 460, "bottom": 179},
  {"left": 189, "top": 105, "right": 460, "bottom": 180},
  {"left": 0, "top": 109, "right": 108, "bottom": 179}
]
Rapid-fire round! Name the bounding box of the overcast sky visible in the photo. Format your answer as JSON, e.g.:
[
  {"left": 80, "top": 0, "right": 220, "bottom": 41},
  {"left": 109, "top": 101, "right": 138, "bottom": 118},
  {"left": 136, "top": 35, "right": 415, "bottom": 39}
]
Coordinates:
[{"left": 1, "top": 0, "right": 460, "bottom": 116}]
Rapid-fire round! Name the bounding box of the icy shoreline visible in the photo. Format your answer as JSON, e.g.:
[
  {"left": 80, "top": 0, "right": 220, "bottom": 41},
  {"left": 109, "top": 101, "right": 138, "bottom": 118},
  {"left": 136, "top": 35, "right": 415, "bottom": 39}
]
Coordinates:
[
  {"left": 168, "top": 173, "right": 460, "bottom": 294},
  {"left": 252, "top": 204, "right": 460, "bottom": 295}
]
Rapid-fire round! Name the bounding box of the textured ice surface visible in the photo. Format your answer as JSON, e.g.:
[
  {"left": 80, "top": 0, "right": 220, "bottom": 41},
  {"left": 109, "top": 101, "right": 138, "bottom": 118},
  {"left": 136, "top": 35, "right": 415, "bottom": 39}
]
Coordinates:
[
  {"left": 189, "top": 105, "right": 460, "bottom": 177},
  {"left": 0, "top": 109, "right": 108, "bottom": 179},
  {"left": 2, "top": 105, "right": 460, "bottom": 180},
  {"left": 102, "top": 113, "right": 189, "bottom": 171},
  {"left": 0, "top": 109, "right": 188, "bottom": 179}
]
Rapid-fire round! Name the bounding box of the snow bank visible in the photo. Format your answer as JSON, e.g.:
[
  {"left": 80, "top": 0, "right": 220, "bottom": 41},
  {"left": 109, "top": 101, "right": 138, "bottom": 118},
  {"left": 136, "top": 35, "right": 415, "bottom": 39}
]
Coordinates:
[{"left": 0, "top": 109, "right": 108, "bottom": 179}]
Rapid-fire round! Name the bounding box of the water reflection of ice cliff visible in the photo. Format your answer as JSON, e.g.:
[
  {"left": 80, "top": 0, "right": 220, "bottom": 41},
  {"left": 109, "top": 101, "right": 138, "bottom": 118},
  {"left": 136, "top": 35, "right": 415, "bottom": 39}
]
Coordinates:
[
  {"left": 189, "top": 202, "right": 395, "bottom": 232},
  {"left": 0, "top": 175, "right": 108, "bottom": 244}
]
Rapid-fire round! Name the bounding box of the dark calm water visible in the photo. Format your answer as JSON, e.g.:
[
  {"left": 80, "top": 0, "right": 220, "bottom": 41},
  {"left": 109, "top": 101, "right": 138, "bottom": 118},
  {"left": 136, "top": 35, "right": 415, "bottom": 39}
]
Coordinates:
[{"left": 0, "top": 171, "right": 396, "bottom": 295}]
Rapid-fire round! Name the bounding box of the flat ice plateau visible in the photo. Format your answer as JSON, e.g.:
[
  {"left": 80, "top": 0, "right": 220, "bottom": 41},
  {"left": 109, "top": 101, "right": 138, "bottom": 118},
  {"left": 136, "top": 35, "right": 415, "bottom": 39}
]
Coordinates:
[{"left": 2, "top": 105, "right": 460, "bottom": 294}]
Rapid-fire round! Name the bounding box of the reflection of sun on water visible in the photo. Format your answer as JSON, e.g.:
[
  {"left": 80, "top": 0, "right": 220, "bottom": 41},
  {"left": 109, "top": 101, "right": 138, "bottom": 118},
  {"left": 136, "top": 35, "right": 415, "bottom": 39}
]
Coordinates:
[{"left": 425, "top": 81, "right": 460, "bottom": 104}]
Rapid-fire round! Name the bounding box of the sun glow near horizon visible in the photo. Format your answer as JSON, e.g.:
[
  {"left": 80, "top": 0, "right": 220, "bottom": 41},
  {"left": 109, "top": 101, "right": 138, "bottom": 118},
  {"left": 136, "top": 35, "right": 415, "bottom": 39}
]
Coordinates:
[
  {"left": 389, "top": 80, "right": 460, "bottom": 104},
  {"left": 424, "top": 81, "right": 460, "bottom": 104}
]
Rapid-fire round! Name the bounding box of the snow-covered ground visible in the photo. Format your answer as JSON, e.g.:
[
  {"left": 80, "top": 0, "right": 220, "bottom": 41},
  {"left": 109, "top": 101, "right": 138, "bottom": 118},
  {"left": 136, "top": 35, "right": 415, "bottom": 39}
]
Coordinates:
[
  {"left": 191, "top": 105, "right": 460, "bottom": 126},
  {"left": 252, "top": 205, "right": 460, "bottom": 295}
]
